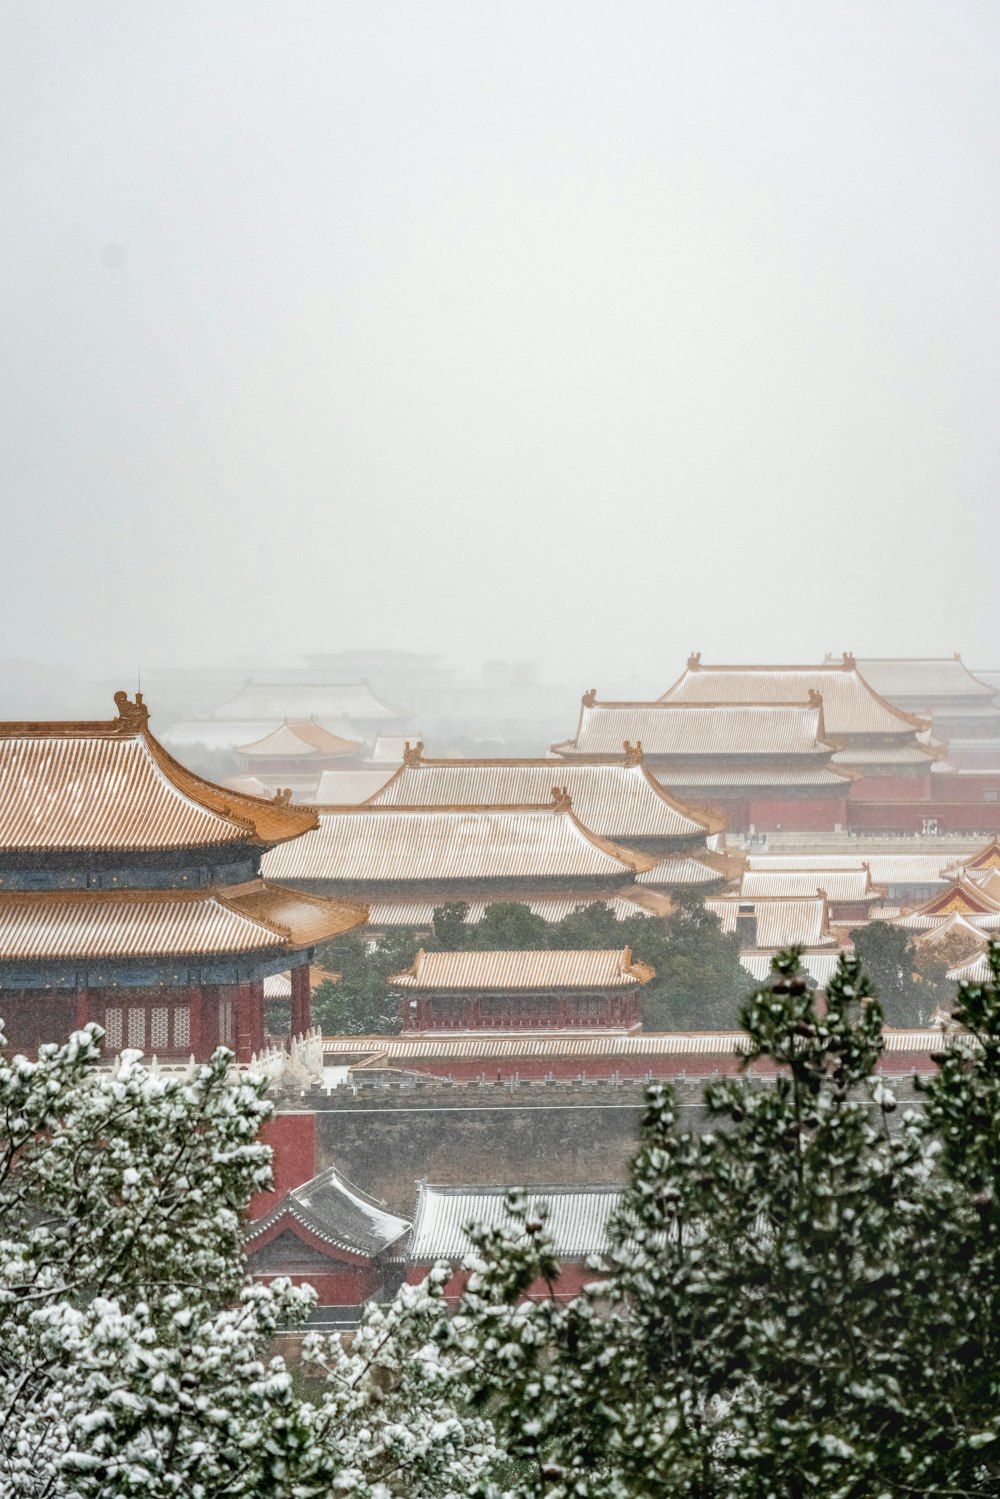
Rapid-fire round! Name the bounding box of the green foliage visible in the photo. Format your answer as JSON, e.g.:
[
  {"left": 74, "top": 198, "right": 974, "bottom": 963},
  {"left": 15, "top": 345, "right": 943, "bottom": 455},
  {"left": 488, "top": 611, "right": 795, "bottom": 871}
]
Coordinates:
[
  {"left": 849, "top": 918, "right": 952, "bottom": 1026},
  {"left": 312, "top": 928, "right": 421, "bottom": 1035},
  {"left": 0, "top": 1028, "right": 497, "bottom": 1497},
  {"left": 443, "top": 944, "right": 1000, "bottom": 1496},
  {"left": 431, "top": 902, "right": 471, "bottom": 950},
  {"left": 313, "top": 894, "right": 750, "bottom": 1035},
  {"left": 464, "top": 901, "right": 550, "bottom": 950}
]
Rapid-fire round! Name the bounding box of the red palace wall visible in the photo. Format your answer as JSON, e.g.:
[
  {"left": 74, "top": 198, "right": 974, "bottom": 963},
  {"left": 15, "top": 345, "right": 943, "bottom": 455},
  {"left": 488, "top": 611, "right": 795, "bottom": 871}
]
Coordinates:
[
  {"left": 249, "top": 1111, "right": 317, "bottom": 1221},
  {"left": 406, "top": 1262, "right": 598, "bottom": 1302},
  {"left": 362, "top": 1049, "right": 939, "bottom": 1083},
  {"left": 933, "top": 775, "right": 1000, "bottom": 804},
  {"left": 253, "top": 1261, "right": 386, "bottom": 1305},
  {"left": 749, "top": 797, "right": 849, "bottom": 831},
  {"left": 848, "top": 775, "right": 933, "bottom": 802},
  {"left": 848, "top": 801, "right": 1000, "bottom": 835}
]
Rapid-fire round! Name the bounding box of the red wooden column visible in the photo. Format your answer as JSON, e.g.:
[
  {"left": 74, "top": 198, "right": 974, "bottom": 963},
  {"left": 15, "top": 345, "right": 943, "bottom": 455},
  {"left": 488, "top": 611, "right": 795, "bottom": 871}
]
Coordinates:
[
  {"left": 289, "top": 965, "right": 311, "bottom": 1038},
  {"left": 188, "top": 986, "right": 204, "bottom": 1059},
  {"left": 234, "top": 983, "right": 258, "bottom": 1064},
  {"left": 75, "top": 987, "right": 89, "bottom": 1032}
]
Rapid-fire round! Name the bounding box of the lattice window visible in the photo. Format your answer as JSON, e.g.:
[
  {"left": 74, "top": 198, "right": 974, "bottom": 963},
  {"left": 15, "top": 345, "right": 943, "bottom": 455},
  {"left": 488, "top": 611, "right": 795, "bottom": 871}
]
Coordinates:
[
  {"left": 127, "top": 1007, "right": 146, "bottom": 1049},
  {"left": 150, "top": 1008, "right": 169, "bottom": 1050},
  {"left": 219, "top": 998, "right": 234, "bottom": 1047},
  {"left": 172, "top": 1006, "right": 190, "bottom": 1049},
  {"left": 104, "top": 1007, "right": 123, "bottom": 1051}
]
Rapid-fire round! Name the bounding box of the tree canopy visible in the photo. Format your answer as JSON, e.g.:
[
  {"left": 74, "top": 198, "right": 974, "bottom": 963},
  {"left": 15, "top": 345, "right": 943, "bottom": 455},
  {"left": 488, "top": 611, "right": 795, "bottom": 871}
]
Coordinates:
[
  {"left": 438, "top": 942, "right": 1000, "bottom": 1496},
  {"left": 312, "top": 893, "right": 751, "bottom": 1035},
  {"left": 8, "top": 950, "right": 1000, "bottom": 1495}
]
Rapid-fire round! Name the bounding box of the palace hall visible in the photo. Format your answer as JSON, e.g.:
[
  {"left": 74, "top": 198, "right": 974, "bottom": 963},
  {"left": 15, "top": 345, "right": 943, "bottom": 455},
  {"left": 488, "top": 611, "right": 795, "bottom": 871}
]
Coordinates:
[{"left": 0, "top": 693, "right": 365, "bottom": 1060}]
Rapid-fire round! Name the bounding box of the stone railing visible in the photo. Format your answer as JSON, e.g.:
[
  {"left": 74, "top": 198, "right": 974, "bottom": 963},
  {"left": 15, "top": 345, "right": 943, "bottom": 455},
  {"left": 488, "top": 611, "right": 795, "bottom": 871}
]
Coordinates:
[{"left": 101, "top": 1026, "right": 326, "bottom": 1088}]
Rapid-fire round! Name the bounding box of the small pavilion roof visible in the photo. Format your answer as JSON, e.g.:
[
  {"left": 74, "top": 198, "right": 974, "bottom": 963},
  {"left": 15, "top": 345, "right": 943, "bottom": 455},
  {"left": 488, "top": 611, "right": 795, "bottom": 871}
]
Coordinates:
[
  {"left": 894, "top": 876, "right": 1000, "bottom": 930},
  {"left": 660, "top": 655, "right": 928, "bottom": 735},
  {"left": 945, "top": 837, "right": 1000, "bottom": 874},
  {"left": 739, "top": 868, "right": 883, "bottom": 903},
  {"left": 840, "top": 656, "right": 999, "bottom": 703},
  {"left": 364, "top": 753, "right": 722, "bottom": 839},
  {"left": 705, "top": 894, "right": 838, "bottom": 949},
  {"left": 205, "top": 679, "right": 404, "bottom": 723},
  {"left": 236, "top": 720, "right": 361, "bottom": 759},
  {"left": 262, "top": 799, "right": 657, "bottom": 885},
  {"left": 409, "top": 1183, "right": 621, "bottom": 1263},
  {"left": 913, "top": 913, "right": 989, "bottom": 953},
  {"left": 553, "top": 696, "right": 836, "bottom": 760},
  {"left": 246, "top": 1165, "right": 410, "bottom": 1260},
  {"left": 0, "top": 694, "right": 319, "bottom": 852},
  {"left": 0, "top": 880, "right": 365, "bottom": 963},
  {"left": 388, "top": 947, "right": 655, "bottom": 992}
]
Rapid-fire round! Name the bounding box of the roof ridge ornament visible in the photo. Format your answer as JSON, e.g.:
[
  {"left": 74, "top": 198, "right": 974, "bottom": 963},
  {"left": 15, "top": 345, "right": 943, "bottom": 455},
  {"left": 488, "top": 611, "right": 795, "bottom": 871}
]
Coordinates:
[
  {"left": 581, "top": 688, "right": 597, "bottom": 708},
  {"left": 622, "top": 740, "right": 643, "bottom": 766},
  {"left": 807, "top": 688, "right": 823, "bottom": 708},
  {"left": 842, "top": 652, "right": 856, "bottom": 670},
  {"left": 687, "top": 651, "right": 702, "bottom": 670},
  {"left": 113, "top": 690, "right": 149, "bottom": 732},
  {"left": 403, "top": 739, "right": 424, "bottom": 767},
  {"left": 551, "top": 785, "right": 573, "bottom": 812},
  {"left": 273, "top": 788, "right": 293, "bottom": 804}
]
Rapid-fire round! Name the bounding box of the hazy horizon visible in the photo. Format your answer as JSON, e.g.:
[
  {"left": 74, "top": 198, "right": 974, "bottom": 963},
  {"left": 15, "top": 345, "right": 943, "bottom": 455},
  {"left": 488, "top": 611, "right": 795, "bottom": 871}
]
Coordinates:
[{"left": 3, "top": 1, "right": 999, "bottom": 688}]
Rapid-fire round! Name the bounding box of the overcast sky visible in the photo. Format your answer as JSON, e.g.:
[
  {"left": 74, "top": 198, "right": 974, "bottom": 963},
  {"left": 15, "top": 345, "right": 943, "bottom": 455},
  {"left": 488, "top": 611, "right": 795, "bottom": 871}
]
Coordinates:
[{"left": 2, "top": 0, "right": 998, "bottom": 691}]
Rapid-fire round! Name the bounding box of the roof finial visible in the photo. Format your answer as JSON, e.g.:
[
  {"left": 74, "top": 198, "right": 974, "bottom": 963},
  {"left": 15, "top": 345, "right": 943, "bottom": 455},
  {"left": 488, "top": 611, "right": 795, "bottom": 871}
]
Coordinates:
[
  {"left": 622, "top": 740, "right": 643, "bottom": 766},
  {"left": 687, "top": 651, "right": 702, "bottom": 670},
  {"left": 113, "top": 690, "right": 149, "bottom": 732},
  {"left": 272, "top": 787, "right": 293, "bottom": 804},
  {"left": 551, "top": 786, "right": 573, "bottom": 812},
  {"left": 842, "top": 651, "right": 856, "bottom": 670},
  {"left": 403, "top": 739, "right": 424, "bottom": 767},
  {"left": 581, "top": 688, "right": 597, "bottom": 708},
  {"left": 807, "top": 688, "right": 823, "bottom": 708}
]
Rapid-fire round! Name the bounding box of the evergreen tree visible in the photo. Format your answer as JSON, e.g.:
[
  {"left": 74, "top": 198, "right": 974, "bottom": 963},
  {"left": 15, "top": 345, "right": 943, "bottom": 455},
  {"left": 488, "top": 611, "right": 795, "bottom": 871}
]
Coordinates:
[
  {"left": 311, "top": 927, "right": 420, "bottom": 1035},
  {"left": 0, "top": 1028, "right": 495, "bottom": 1498},
  {"left": 444, "top": 945, "right": 1000, "bottom": 1496}
]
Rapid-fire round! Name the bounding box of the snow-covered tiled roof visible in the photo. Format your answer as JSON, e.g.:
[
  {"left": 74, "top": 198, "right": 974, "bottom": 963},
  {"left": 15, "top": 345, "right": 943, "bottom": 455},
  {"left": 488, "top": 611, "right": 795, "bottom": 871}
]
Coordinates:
[
  {"left": 388, "top": 948, "right": 654, "bottom": 992},
  {"left": 313, "top": 769, "right": 398, "bottom": 804},
  {"left": 206, "top": 680, "right": 403, "bottom": 723},
  {"left": 262, "top": 806, "right": 654, "bottom": 884},
  {"left": 246, "top": 1165, "right": 410, "bottom": 1259},
  {"left": 554, "top": 700, "right": 834, "bottom": 759},
  {"left": 660, "top": 661, "right": 925, "bottom": 736},
  {"left": 0, "top": 882, "right": 364, "bottom": 961},
  {"left": 367, "top": 759, "right": 716, "bottom": 840},
  {"left": 705, "top": 895, "right": 838, "bottom": 949},
  {"left": 740, "top": 952, "right": 843, "bottom": 986},
  {"left": 409, "top": 1183, "right": 621, "bottom": 1262},
  {"left": 0, "top": 712, "right": 318, "bottom": 851},
  {"left": 739, "top": 870, "right": 880, "bottom": 902},
  {"left": 848, "top": 657, "right": 998, "bottom": 702},
  {"left": 323, "top": 1028, "right": 956, "bottom": 1063}
]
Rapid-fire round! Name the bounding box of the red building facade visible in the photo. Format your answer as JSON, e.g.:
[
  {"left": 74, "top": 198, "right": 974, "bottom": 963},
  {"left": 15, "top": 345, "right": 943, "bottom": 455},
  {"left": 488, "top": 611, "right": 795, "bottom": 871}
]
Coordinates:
[{"left": 389, "top": 948, "right": 653, "bottom": 1033}]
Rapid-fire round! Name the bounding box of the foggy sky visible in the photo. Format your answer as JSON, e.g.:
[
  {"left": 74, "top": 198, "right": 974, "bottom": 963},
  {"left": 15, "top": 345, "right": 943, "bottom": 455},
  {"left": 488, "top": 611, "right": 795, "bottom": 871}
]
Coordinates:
[{"left": 2, "top": 1, "right": 999, "bottom": 689}]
